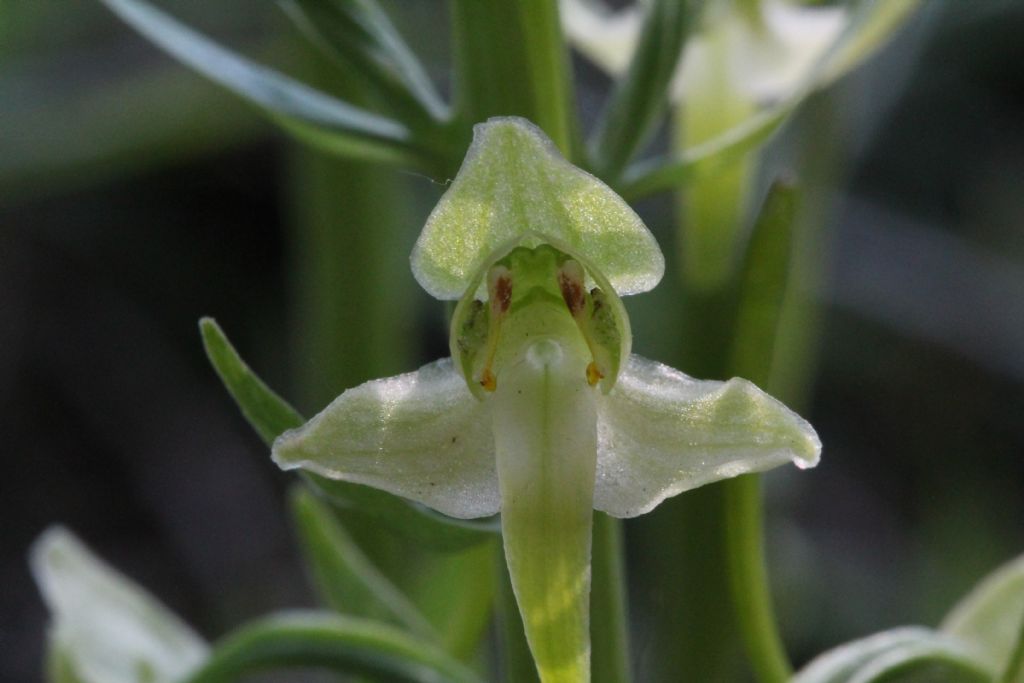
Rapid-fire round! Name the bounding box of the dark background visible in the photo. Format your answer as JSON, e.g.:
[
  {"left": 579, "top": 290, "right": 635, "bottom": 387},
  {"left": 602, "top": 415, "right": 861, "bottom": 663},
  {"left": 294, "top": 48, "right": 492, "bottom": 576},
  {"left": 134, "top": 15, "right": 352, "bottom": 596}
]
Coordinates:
[{"left": 2, "top": 1, "right": 1023, "bottom": 680}]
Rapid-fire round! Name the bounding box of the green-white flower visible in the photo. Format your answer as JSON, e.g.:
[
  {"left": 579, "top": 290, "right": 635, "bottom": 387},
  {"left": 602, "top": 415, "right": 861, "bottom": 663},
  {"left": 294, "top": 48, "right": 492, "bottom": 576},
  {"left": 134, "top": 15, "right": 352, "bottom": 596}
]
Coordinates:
[
  {"left": 563, "top": 0, "right": 922, "bottom": 290},
  {"left": 561, "top": 0, "right": 921, "bottom": 108},
  {"left": 31, "top": 527, "right": 487, "bottom": 683},
  {"left": 30, "top": 527, "right": 209, "bottom": 683},
  {"left": 272, "top": 117, "right": 821, "bottom": 683}
]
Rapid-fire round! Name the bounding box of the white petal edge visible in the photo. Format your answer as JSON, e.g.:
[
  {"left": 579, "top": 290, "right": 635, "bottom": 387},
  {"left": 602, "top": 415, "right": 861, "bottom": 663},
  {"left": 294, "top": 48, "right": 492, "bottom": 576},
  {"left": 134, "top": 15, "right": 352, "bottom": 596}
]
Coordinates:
[
  {"left": 940, "top": 551, "right": 1024, "bottom": 674},
  {"left": 791, "top": 627, "right": 937, "bottom": 683},
  {"left": 272, "top": 358, "right": 499, "bottom": 520},
  {"left": 30, "top": 527, "right": 209, "bottom": 683},
  {"left": 594, "top": 354, "right": 821, "bottom": 518},
  {"left": 793, "top": 627, "right": 986, "bottom": 683},
  {"left": 410, "top": 117, "right": 664, "bottom": 300},
  {"left": 559, "top": 0, "right": 642, "bottom": 75}
]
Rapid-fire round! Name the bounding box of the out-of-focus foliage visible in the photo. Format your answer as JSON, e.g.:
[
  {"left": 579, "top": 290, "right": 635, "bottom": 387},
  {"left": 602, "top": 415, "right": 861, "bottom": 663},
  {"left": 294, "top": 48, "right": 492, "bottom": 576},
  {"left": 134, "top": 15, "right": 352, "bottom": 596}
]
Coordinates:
[{"left": 3, "top": 1, "right": 1023, "bottom": 682}]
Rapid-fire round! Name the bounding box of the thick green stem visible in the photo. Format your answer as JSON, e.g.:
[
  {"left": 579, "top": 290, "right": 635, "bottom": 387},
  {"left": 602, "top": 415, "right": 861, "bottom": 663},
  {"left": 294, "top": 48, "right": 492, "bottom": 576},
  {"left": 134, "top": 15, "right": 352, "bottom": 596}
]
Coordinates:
[
  {"left": 630, "top": 485, "right": 739, "bottom": 682},
  {"left": 722, "top": 180, "right": 802, "bottom": 683},
  {"left": 591, "top": 513, "right": 632, "bottom": 683},
  {"left": 723, "top": 475, "right": 790, "bottom": 683},
  {"left": 589, "top": 0, "right": 692, "bottom": 179},
  {"left": 285, "top": 147, "right": 416, "bottom": 409},
  {"left": 450, "top": 0, "right": 576, "bottom": 156}
]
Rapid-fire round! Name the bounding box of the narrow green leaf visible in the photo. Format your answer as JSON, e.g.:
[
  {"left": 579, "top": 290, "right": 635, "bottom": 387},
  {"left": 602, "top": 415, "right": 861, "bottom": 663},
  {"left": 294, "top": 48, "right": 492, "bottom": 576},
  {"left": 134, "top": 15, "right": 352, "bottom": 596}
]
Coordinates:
[
  {"left": 846, "top": 642, "right": 992, "bottom": 683},
  {"left": 183, "top": 611, "right": 483, "bottom": 683},
  {"left": 618, "top": 100, "right": 790, "bottom": 200},
  {"left": 305, "top": 474, "right": 500, "bottom": 551},
  {"left": 98, "top": 0, "right": 422, "bottom": 167},
  {"left": 199, "top": 318, "right": 498, "bottom": 549},
  {"left": 588, "top": 0, "right": 693, "bottom": 178},
  {"left": 281, "top": 0, "right": 448, "bottom": 124},
  {"left": 618, "top": 0, "right": 923, "bottom": 200},
  {"left": 403, "top": 541, "right": 498, "bottom": 661},
  {"left": 941, "top": 552, "right": 1024, "bottom": 679},
  {"left": 200, "top": 318, "right": 304, "bottom": 445},
  {"left": 720, "top": 180, "right": 801, "bottom": 683},
  {"left": 730, "top": 179, "right": 800, "bottom": 386},
  {"left": 793, "top": 628, "right": 985, "bottom": 683},
  {"left": 289, "top": 486, "right": 437, "bottom": 639}
]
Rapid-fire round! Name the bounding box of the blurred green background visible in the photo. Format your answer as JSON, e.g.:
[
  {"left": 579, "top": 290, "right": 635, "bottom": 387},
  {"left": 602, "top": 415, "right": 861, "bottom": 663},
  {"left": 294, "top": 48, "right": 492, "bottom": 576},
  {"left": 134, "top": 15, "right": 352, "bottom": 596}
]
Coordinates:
[{"left": 2, "top": 1, "right": 1022, "bottom": 681}]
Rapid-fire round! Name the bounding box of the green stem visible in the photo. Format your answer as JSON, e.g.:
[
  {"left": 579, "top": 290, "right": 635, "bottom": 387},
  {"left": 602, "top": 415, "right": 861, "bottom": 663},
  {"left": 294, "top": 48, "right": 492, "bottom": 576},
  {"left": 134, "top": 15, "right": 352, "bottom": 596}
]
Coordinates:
[
  {"left": 450, "top": 0, "right": 576, "bottom": 156},
  {"left": 631, "top": 485, "right": 740, "bottom": 682},
  {"left": 591, "top": 513, "right": 632, "bottom": 683},
  {"left": 722, "top": 475, "right": 790, "bottom": 683},
  {"left": 588, "top": 0, "right": 692, "bottom": 179},
  {"left": 285, "top": 147, "right": 416, "bottom": 409},
  {"left": 723, "top": 180, "right": 802, "bottom": 683}
]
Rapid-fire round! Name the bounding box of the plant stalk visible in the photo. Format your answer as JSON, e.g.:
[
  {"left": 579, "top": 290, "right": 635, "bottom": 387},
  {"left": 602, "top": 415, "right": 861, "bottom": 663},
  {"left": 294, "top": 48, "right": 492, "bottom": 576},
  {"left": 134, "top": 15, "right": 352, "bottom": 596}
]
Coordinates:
[
  {"left": 591, "top": 512, "right": 632, "bottom": 683},
  {"left": 722, "top": 475, "right": 790, "bottom": 683},
  {"left": 449, "top": 0, "right": 576, "bottom": 156}
]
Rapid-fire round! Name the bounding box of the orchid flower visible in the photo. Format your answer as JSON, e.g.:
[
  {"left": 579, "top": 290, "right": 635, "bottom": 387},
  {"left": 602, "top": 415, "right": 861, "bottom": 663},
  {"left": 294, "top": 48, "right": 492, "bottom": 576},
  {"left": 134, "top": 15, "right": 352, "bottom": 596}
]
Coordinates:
[
  {"left": 31, "top": 527, "right": 485, "bottom": 683},
  {"left": 271, "top": 117, "right": 821, "bottom": 682},
  {"left": 563, "top": 0, "right": 921, "bottom": 288},
  {"left": 562, "top": 0, "right": 921, "bottom": 111},
  {"left": 30, "top": 527, "right": 209, "bottom": 683}
]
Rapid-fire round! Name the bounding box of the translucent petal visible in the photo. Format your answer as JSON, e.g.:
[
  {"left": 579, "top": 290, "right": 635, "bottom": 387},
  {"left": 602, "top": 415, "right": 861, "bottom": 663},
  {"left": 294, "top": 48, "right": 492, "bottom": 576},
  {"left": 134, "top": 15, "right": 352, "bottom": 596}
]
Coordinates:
[
  {"left": 941, "top": 552, "right": 1024, "bottom": 675},
  {"left": 559, "top": 0, "right": 642, "bottom": 75},
  {"left": 410, "top": 117, "right": 664, "bottom": 300},
  {"left": 272, "top": 358, "right": 499, "bottom": 520},
  {"left": 792, "top": 627, "right": 989, "bottom": 683},
  {"left": 673, "top": 0, "right": 847, "bottom": 105},
  {"left": 594, "top": 354, "right": 821, "bottom": 518},
  {"left": 30, "top": 527, "right": 209, "bottom": 683}
]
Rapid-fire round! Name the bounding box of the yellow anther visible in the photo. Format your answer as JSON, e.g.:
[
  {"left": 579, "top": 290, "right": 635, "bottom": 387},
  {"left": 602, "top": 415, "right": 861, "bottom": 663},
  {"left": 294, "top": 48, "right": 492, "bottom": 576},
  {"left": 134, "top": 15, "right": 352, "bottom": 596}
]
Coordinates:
[
  {"left": 480, "top": 368, "right": 497, "bottom": 392},
  {"left": 586, "top": 362, "right": 603, "bottom": 387}
]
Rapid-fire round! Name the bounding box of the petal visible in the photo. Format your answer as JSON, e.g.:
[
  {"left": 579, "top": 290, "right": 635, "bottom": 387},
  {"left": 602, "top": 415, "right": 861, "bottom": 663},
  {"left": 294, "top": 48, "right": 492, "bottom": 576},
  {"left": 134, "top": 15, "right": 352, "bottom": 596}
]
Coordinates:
[
  {"left": 492, "top": 339, "right": 597, "bottom": 682},
  {"left": 744, "top": 0, "right": 848, "bottom": 103},
  {"left": 559, "top": 0, "right": 642, "bottom": 75},
  {"left": 410, "top": 117, "right": 664, "bottom": 300},
  {"left": 792, "top": 627, "right": 989, "bottom": 683},
  {"left": 272, "top": 358, "right": 499, "bottom": 520},
  {"left": 30, "top": 527, "right": 209, "bottom": 683},
  {"left": 594, "top": 354, "right": 821, "bottom": 518},
  {"left": 940, "top": 551, "right": 1024, "bottom": 676}
]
